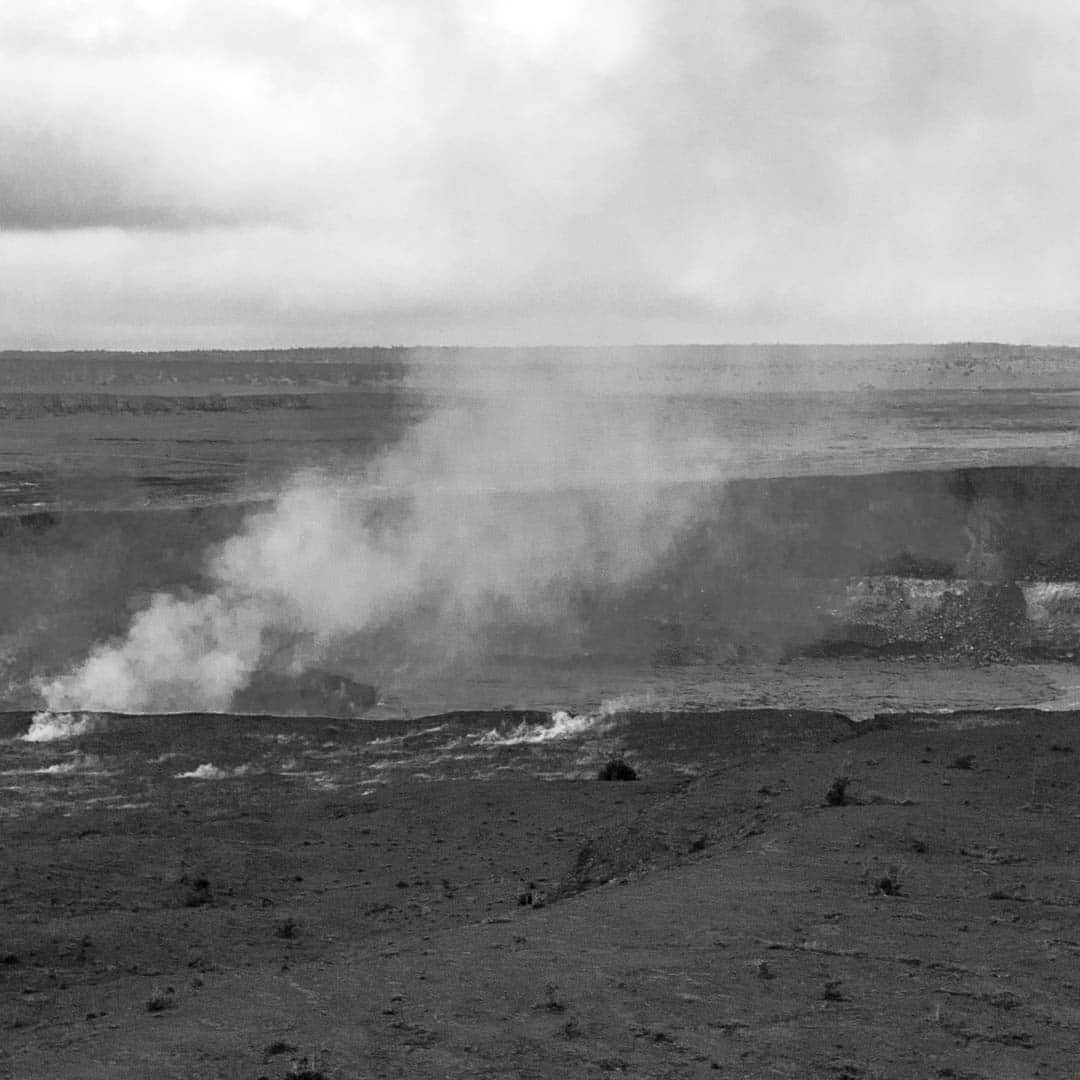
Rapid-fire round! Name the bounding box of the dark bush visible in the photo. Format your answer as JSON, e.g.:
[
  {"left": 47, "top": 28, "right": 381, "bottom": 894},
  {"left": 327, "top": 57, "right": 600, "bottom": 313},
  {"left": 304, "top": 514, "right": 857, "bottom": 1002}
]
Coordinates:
[
  {"left": 181, "top": 876, "right": 212, "bottom": 907},
  {"left": 597, "top": 759, "right": 637, "bottom": 781},
  {"left": 145, "top": 988, "right": 176, "bottom": 1012},
  {"left": 535, "top": 982, "right": 566, "bottom": 1013},
  {"left": 825, "top": 776, "right": 849, "bottom": 806},
  {"left": 871, "top": 870, "right": 902, "bottom": 896}
]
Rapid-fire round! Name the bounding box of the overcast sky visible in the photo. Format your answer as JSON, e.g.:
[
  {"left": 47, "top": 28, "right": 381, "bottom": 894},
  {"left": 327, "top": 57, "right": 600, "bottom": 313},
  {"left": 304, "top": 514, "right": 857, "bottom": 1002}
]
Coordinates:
[{"left": 2, "top": 0, "right": 1079, "bottom": 348}]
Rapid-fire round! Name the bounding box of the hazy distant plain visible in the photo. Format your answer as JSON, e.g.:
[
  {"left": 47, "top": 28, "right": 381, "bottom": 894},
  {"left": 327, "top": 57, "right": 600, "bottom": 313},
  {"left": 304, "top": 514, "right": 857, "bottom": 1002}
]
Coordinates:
[{"left": 4, "top": 346, "right": 1080, "bottom": 513}]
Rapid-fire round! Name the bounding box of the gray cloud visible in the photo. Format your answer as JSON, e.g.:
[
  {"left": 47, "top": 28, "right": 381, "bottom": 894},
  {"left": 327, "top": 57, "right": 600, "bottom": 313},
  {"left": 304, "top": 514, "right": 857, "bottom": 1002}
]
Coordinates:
[
  {"left": 1, "top": 0, "right": 1079, "bottom": 345},
  {"left": 0, "top": 127, "right": 256, "bottom": 230}
]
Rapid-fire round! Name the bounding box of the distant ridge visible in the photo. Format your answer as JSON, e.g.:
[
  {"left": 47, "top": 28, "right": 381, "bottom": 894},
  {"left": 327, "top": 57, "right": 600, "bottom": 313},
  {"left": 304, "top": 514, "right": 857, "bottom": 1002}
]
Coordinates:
[{"left": 3, "top": 343, "right": 1080, "bottom": 394}]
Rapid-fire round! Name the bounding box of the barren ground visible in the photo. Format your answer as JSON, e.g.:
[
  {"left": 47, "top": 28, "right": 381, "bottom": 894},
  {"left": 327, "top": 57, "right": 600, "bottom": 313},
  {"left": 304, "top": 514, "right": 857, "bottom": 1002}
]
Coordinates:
[{"left": 4, "top": 706, "right": 1079, "bottom": 1079}]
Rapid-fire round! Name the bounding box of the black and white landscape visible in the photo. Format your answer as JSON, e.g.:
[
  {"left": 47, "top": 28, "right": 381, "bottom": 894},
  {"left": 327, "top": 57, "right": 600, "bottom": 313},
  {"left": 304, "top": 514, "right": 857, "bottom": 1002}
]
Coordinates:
[{"left": 3, "top": 5, "right": 1080, "bottom": 1079}]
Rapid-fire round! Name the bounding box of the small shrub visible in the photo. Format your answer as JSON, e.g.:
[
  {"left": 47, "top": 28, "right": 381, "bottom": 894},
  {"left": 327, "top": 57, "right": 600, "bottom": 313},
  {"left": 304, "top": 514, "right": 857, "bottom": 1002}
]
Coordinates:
[
  {"left": 276, "top": 917, "right": 299, "bottom": 940},
  {"left": 948, "top": 754, "right": 975, "bottom": 771},
  {"left": 182, "top": 876, "right": 212, "bottom": 908},
  {"left": 597, "top": 758, "right": 637, "bottom": 781},
  {"left": 825, "top": 776, "right": 849, "bottom": 806},
  {"left": 145, "top": 988, "right": 176, "bottom": 1013},
  {"left": 518, "top": 887, "right": 546, "bottom": 907},
  {"left": 868, "top": 864, "right": 903, "bottom": 896},
  {"left": 823, "top": 980, "right": 845, "bottom": 1002},
  {"left": 535, "top": 982, "right": 566, "bottom": 1013},
  {"left": 264, "top": 1040, "right": 296, "bottom": 1056},
  {"left": 287, "top": 1054, "right": 326, "bottom": 1080}
]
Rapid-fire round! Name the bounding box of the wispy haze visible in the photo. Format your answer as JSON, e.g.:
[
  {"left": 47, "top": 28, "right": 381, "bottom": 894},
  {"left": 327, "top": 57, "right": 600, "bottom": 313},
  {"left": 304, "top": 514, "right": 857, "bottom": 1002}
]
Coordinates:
[
  {"left": 42, "top": 354, "right": 706, "bottom": 712},
  {"left": 3, "top": 1, "right": 1079, "bottom": 347}
]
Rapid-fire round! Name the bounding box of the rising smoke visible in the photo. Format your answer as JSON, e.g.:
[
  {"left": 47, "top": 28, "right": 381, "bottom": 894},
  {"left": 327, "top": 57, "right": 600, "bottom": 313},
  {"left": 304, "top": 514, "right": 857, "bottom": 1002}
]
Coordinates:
[{"left": 42, "top": 355, "right": 713, "bottom": 713}]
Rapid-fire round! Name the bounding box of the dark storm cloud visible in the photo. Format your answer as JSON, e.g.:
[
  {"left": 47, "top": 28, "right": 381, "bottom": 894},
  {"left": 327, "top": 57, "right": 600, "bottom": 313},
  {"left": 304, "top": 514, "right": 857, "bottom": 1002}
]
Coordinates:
[{"left": 1, "top": 1, "right": 1079, "bottom": 345}]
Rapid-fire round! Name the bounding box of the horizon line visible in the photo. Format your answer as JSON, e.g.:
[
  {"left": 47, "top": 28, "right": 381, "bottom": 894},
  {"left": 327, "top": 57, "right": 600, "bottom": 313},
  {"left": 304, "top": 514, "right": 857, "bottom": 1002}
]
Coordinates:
[{"left": 3, "top": 341, "right": 1080, "bottom": 356}]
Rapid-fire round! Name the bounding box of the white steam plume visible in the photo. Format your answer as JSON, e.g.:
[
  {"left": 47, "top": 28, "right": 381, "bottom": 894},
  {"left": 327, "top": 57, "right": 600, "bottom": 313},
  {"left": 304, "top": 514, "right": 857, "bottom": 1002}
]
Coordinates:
[{"left": 43, "top": 355, "right": 717, "bottom": 713}]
